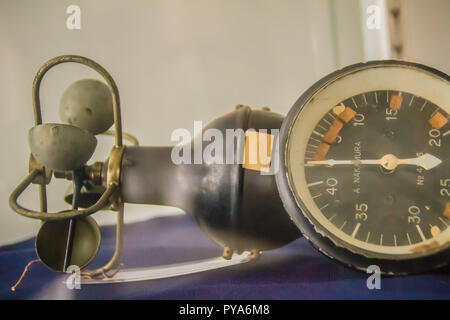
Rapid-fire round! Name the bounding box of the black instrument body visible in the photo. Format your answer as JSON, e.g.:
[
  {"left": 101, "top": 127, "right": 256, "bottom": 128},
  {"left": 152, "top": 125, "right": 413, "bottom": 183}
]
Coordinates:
[{"left": 121, "top": 106, "right": 301, "bottom": 251}]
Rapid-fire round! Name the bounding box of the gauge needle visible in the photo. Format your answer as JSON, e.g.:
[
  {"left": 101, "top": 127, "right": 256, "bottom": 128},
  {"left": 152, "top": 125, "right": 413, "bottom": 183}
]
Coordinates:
[{"left": 306, "top": 153, "right": 442, "bottom": 171}]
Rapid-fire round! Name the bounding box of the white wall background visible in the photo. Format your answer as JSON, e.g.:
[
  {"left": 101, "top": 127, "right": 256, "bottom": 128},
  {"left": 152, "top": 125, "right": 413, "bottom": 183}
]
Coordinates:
[
  {"left": 0, "top": 0, "right": 448, "bottom": 245},
  {"left": 400, "top": 0, "right": 450, "bottom": 72}
]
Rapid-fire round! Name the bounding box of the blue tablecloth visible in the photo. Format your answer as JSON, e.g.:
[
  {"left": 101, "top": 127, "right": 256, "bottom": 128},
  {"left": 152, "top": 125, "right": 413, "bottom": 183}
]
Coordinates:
[{"left": 1, "top": 214, "right": 448, "bottom": 299}]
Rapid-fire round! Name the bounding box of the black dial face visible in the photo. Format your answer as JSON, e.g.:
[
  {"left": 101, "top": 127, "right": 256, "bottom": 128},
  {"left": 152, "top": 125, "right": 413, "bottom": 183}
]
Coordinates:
[{"left": 303, "top": 90, "right": 449, "bottom": 254}]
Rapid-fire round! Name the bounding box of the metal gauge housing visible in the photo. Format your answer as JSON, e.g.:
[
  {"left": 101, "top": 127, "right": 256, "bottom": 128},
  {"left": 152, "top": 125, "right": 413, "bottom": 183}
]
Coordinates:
[{"left": 276, "top": 60, "right": 450, "bottom": 274}]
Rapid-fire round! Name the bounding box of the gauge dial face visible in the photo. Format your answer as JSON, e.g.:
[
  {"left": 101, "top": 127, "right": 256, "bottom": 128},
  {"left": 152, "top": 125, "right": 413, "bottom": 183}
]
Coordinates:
[
  {"left": 284, "top": 63, "right": 450, "bottom": 260},
  {"left": 305, "top": 91, "right": 449, "bottom": 249}
]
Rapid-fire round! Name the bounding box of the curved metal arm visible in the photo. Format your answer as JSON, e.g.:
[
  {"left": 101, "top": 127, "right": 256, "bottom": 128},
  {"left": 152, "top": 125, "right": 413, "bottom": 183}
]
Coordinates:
[
  {"left": 81, "top": 203, "right": 124, "bottom": 278},
  {"left": 103, "top": 130, "right": 139, "bottom": 146},
  {"left": 32, "top": 54, "right": 123, "bottom": 147},
  {"left": 9, "top": 169, "right": 117, "bottom": 220}
]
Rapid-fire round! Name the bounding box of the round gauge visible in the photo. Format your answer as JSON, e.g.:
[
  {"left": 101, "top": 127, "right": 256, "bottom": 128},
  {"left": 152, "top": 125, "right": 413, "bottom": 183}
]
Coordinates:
[{"left": 276, "top": 60, "right": 450, "bottom": 274}]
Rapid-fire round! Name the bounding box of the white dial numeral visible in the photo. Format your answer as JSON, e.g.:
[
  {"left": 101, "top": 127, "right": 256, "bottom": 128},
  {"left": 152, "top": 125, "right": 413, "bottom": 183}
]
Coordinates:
[
  {"left": 408, "top": 206, "right": 421, "bottom": 224},
  {"left": 355, "top": 203, "right": 368, "bottom": 221},
  {"left": 326, "top": 178, "right": 338, "bottom": 195},
  {"left": 428, "top": 129, "right": 441, "bottom": 147}
]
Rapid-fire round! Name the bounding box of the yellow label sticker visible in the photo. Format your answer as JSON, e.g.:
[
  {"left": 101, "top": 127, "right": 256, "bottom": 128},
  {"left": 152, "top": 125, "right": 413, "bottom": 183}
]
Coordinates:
[{"left": 243, "top": 131, "right": 274, "bottom": 172}]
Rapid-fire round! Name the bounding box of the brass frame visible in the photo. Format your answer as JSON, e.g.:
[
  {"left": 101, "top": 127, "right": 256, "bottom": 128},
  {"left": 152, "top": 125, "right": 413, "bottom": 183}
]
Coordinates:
[
  {"left": 104, "top": 130, "right": 139, "bottom": 146},
  {"left": 8, "top": 55, "right": 127, "bottom": 276}
]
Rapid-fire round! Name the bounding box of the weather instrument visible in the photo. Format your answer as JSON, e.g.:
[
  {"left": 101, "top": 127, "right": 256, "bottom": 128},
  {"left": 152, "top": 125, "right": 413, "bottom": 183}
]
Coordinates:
[{"left": 8, "top": 57, "right": 449, "bottom": 288}]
